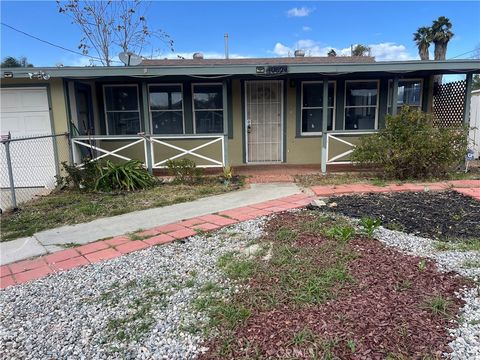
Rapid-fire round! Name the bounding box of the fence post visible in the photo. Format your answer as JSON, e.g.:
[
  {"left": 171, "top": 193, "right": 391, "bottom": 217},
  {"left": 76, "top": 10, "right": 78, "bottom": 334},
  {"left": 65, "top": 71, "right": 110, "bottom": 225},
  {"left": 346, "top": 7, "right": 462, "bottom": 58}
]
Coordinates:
[{"left": 3, "top": 136, "right": 17, "bottom": 209}]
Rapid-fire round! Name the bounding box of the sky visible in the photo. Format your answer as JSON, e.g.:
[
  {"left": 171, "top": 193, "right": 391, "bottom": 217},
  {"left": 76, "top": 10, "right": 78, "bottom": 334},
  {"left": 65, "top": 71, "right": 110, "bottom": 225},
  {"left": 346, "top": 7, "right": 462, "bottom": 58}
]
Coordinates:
[{"left": 1, "top": 1, "right": 479, "bottom": 67}]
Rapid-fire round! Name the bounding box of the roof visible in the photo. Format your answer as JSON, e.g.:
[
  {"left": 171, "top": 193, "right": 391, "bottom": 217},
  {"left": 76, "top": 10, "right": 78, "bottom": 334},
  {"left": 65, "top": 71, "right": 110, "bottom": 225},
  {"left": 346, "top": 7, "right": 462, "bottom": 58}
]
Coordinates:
[
  {"left": 1, "top": 59, "right": 479, "bottom": 79},
  {"left": 141, "top": 56, "right": 376, "bottom": 66}
]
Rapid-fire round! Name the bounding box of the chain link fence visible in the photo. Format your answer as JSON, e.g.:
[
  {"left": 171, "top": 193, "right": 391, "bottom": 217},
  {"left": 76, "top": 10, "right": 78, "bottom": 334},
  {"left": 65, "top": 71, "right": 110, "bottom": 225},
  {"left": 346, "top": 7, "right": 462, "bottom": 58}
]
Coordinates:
[{"left": 0, "top": 133, "right": 70, "bottom": 211}]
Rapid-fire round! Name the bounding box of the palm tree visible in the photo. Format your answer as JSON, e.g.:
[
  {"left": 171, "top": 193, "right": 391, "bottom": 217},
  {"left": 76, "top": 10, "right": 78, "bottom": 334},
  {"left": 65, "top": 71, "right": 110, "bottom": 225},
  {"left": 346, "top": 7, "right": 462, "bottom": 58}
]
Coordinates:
[
  {"left": 413, "top": 26, "right": 432, "bottom": 60},
  {"left": 327, "top": 49, "right": 337, "bottom": 57},
  {"left": 431, "top": 16, "right": 454, "bottom": 60},
  {"left": 1, "top": 56, "right": 34, "bottom": 68}
]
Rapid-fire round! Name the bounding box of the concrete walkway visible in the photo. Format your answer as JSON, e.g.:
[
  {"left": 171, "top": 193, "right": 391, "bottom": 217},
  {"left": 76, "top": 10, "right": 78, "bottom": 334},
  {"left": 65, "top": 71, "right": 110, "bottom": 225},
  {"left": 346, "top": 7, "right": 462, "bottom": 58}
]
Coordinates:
[{"left": 0, "top": 183, "right": 302, "bottom": 265}]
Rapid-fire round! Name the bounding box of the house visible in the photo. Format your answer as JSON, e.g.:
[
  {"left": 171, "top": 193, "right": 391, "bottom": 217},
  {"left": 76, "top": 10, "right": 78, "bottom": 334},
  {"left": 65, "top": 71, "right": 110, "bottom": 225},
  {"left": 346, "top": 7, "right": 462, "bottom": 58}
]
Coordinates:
[{"left": 1, "top": 56, "right": 479, "bottom": 184}]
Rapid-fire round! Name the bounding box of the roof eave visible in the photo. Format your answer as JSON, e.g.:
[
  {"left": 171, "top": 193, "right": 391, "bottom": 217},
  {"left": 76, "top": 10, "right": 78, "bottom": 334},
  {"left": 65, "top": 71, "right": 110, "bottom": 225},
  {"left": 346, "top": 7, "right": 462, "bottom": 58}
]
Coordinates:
[{"left": 1, "top": 60, "right": 479, "bottom": 79}]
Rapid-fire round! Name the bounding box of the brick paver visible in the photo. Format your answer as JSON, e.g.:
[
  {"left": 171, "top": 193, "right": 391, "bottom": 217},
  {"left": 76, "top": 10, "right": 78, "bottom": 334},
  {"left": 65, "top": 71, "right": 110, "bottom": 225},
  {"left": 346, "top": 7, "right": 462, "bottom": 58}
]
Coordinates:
[
  {"left": 143, "top": 234, "right": 175, "bottom": 246},
  {"left": 0, "top": 276, "right": 16, "bottom": 289},
  {"left": 2, "top": 179, "right": 479, "bottom": 289},
  {"left": 84, "top": 248, "right": 121, "bottom": 263},
  {"left": 76, "top": 241, "right": 109, "bottom": 255},
  {"left": 43, "top": 249, "right": 81, "bottom": 264},
  {"left": 0, "top": 265, "right": 12, "bottom": 278},
  {"left": 9, "top": 258, "right": 48, "bottom": 274},
  {"left": 115, "top": 241, "right": 150, "bottom": 254},
  {"left": 51, "top": 256, "right": 90, "bottom": 271},
  {"left": 14, "top": 265, "right": 53, "bottom": 283}
]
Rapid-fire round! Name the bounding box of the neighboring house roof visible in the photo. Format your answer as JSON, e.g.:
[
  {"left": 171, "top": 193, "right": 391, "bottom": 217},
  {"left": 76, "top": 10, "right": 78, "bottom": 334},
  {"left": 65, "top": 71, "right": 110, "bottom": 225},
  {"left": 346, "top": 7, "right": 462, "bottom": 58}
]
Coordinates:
[
  {"left": 141, "top": 56, "right": 376, "bottom": 66},
  {"left": 1, "top": 59, "right": 479, "bottom": 79}
]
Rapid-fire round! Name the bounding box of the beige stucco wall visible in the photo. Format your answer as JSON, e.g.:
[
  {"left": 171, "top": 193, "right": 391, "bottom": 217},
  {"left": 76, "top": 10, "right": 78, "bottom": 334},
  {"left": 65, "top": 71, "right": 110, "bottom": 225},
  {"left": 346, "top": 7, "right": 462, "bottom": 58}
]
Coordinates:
[
  {"left": 284, "top": 82, "right": 322, "bottom": 164},
  {"left": 228, "top": 79, "right": 244, "bottom": 166}
]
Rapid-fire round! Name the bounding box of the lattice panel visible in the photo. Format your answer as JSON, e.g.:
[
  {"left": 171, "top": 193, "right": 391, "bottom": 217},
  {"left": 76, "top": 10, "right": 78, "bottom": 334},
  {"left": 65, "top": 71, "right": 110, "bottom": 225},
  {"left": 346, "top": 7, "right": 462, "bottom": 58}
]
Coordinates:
[{"left": 432, "top": 80, "right": 466, "bottom": 128}]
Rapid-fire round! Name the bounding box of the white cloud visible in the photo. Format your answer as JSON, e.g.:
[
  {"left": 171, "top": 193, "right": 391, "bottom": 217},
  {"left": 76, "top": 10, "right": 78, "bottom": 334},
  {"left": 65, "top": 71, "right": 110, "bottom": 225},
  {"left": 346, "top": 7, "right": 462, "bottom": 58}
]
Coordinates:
[
  {"left": 271, "top": 40, "right": 416, "bottom": 61},
  {"left": 368, "top": 42, "right": 416, "bottom": 61},
  {"left": 286, "top": 7, "right": 313, "bottom": 17},
  {"left": 302, "top": 26, "right": 312, "bottom": 32}
]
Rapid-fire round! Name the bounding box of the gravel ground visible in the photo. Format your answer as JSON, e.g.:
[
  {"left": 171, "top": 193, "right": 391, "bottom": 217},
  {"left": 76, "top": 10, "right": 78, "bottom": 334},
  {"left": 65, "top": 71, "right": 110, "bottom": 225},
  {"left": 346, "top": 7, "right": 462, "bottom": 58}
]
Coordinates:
[
  {"left": 372, "top": 227, "right": 480, "bottom": 359},
  {"left": 0, "top": 218, "right": 267, "bottom": 360}
]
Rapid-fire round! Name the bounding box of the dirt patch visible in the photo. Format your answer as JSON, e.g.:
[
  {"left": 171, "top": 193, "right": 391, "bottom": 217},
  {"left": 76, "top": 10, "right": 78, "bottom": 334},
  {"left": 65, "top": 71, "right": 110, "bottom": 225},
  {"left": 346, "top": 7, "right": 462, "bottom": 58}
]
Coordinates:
[
  {"left": 200, "top": 211, "right": 471, "bottom": 359},
  {"left": 324, "top": 190, "right": 480, "bottom": 241}
]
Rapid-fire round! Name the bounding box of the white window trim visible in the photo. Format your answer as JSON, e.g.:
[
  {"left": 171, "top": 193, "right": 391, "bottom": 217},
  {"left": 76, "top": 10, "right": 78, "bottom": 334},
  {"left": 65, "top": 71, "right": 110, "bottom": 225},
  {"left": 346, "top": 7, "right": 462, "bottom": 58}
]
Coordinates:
[
  {"left": 300, "top": 80, "right": 336, "bottom": 136},
  {"left": 343, "top": 79, "right": 380, "bottom": 130},
  {"left": 387, "top": 78, "right": 424, "bottom": 111},
  {"left": 148, "top": 83, "right": 185, "bottom": 135},
  {"left": 191, "top": 83, "right": 225, "bottom": 134},
  {"left": 103, "top": 84, "right": 141, "bottom": 135}
]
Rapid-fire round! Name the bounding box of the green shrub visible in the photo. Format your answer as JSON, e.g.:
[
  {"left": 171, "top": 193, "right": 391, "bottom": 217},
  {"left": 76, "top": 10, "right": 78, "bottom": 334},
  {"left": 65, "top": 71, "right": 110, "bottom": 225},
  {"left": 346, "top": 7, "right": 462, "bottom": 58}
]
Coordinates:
[
  {"left": 351, "top": 107, "right": 469, "bottom": 180},
  {"left": 61, "top": 160, "right": 100, "bottom": 190},
  {"left": 359, "top": 217, "right": 381, "bottom": 238},
  {"left": 166, "top": 159, "right": 203, "bottom": 184},
  {"left": 95, "top": 160, "right": 156, "bottom": 191}
]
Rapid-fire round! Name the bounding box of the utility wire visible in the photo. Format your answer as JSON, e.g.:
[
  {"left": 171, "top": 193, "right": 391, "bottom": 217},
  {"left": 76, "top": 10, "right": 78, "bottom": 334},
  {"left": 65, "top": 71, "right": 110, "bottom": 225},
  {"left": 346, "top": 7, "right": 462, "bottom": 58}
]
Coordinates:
[
  {"left": 449, "top": 47, "right": 480, "bottom": 59},
  {"left": 1, "top": 22, "right": 122, "bottom": 64}
]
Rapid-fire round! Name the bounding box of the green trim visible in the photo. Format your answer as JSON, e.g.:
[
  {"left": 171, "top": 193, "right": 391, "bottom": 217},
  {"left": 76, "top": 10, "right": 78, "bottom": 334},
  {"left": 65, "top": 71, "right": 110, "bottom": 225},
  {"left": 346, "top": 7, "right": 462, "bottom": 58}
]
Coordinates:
[
  {"left": 227, "top": 79, "right": 233, "bottom": 139},
  {"left": 283, "top": 79, "right": 287, "bottom": 163},
  {"left": 335, "top": 79, "right": 345, "bottom": 130},
  {"left": 183, "top": 81, "right": 193, "bottom": 134},
  {"left": 378, "top": 78, "right": 389, "bottom": 128},
  {"left": 3, "top": 60, "right": 479, "bottom": 78},
  {"left": 464, "top": 73, "right": 473, "bottom": 125},
  {"left": 295, "top": 80, "right": 301, "bottom": 137},
  {"left": 241, "top": 80, "right": 246, "bottom": 164}
]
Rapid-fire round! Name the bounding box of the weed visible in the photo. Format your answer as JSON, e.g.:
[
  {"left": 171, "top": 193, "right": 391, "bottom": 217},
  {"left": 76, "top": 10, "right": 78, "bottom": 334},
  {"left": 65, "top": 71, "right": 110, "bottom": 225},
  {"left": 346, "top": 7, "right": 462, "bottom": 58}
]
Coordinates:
[
  {"left": 61, "top": 242, "right": 81, "bottom": 248},
  {"left": 275, "top": 227, "right": 296, "bottom": 242},
  {"left": 359, "top": 217, "right": 381, "bottom": 238},
  {"left": 462, "top": 259, "right": 480, "bottom": 268},
  {"left": 185, "top": 279, "right": 196, "bottom": 288},
  {"left": 371, "top": 179, "right": 387, "bottom": 187},
  {"left": 223, "top": 258, "right": 257, "bottom": 280},
  {"left": 385, "top": 222, "right": 405, "bottom": 232},
  {"left": 302, "top": 215, "right": 330, "bottom": 233},
  {"left": 326, "top": 225, "right": 355, "bottom": 242},
  {"left": 417, "top": 260, "right": 427, "bottom": 271},
  {"left": 423, "top": 295, "right": 450, "bottom": 317},
  {"left": 395, "top": 279, "right": 412, "bottom": 292},
  {"left": 346, "top": 339, "right": 356, "bottom": 353},
  {"left": 434, "top": 239, "right": 480, "bottom": 252},
  {"left": 288, "top": 327, "right": 316, "bottom": 346}
]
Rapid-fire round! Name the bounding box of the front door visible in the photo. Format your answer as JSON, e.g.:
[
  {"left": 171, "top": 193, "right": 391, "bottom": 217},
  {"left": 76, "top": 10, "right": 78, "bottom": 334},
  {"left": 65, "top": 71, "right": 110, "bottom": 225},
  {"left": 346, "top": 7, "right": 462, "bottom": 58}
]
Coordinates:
[{"left": 245, "top": 80, "right": 283, "bottom": 163}]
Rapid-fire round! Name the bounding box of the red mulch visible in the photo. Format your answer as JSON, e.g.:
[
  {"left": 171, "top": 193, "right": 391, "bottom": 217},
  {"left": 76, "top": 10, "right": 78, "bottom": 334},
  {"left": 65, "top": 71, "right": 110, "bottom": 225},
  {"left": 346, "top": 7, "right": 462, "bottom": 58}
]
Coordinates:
[{"left": 200, "top": 212, "right": 471, "bottom": 359}]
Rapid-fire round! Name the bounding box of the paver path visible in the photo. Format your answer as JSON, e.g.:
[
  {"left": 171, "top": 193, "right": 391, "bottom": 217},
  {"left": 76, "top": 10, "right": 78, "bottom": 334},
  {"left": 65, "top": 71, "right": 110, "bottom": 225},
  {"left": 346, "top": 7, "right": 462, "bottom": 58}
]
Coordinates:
[
  {"left": 1, "top": 179, "right": 479, "bottom": 289},
  {"left": 0, "top": 183, "right": 301, "bottom": 265}
]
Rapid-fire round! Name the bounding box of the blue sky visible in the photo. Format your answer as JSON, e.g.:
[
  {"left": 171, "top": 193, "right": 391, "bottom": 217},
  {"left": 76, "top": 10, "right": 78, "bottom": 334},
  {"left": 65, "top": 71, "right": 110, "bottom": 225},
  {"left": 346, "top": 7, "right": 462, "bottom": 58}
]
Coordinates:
[{"left": 1, "top": 1, "right": 479, "bottom": 66}]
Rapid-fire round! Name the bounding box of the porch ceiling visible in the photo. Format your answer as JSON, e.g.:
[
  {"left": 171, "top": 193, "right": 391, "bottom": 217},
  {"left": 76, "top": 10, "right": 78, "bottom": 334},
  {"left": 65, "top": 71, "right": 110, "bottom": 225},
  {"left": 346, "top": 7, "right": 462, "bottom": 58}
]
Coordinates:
[{"left": 2, "top": 59, "right": 479, "bottom": 79}]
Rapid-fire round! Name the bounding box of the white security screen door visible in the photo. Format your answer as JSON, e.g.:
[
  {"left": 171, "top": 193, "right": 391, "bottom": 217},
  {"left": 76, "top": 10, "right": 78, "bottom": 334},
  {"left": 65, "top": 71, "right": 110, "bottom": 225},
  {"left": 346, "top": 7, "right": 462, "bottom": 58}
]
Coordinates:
[{"left": 245, "top": 80, "right": 283, "bottom": 163}]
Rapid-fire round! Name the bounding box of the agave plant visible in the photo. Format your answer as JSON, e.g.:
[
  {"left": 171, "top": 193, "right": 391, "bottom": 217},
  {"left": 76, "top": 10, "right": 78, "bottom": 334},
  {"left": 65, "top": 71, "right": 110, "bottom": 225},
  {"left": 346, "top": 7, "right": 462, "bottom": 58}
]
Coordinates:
[{"left": 95, "top": 160, "right": 156, "bottom": 191}]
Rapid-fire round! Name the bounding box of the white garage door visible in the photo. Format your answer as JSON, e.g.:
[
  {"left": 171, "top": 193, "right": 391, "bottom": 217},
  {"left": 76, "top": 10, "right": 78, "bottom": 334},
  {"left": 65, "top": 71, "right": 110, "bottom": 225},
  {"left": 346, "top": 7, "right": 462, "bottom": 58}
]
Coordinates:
[{"left": 0, "top": 87, "right": 57, "bottom": 189}]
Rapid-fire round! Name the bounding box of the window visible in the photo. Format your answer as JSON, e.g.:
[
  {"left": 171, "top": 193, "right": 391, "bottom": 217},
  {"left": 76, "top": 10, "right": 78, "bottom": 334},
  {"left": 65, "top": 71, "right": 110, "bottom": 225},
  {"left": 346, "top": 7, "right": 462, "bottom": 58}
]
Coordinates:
[
  {"left": 149, "top": 84, "right": 184, "bottom": 134},
  {"left": 104, "top": 85, "right": 141, "bottom": 135},
  {"left": 388, "top": 79, "right": 423, "bottom": 113},
  {"left": 344, "top": 81, "right": 379, "bottom": 130},
  {"left": 193, "top": 84, "right": 224, "bottom": 134},
  {"left": 301, "top": 81, "right": 335, "bottom": 134}
]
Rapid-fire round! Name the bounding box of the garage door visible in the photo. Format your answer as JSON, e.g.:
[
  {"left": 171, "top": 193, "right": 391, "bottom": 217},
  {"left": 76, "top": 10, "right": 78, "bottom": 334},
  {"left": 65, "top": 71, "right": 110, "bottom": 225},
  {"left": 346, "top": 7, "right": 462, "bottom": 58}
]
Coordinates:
[{"left": 0, "top": 87, "right": 57, "bottom": 189}]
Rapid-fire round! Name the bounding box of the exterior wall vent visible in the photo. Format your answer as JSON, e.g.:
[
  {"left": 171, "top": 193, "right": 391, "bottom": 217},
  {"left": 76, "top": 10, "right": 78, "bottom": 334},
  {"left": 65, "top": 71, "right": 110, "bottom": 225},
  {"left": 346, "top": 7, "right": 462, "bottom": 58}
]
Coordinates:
[
  {"left": 294, "top": 49, "right": 305, "bottom": 57},
  {"left": 193, "top": 52, "right": 204, "bottom": 59}
]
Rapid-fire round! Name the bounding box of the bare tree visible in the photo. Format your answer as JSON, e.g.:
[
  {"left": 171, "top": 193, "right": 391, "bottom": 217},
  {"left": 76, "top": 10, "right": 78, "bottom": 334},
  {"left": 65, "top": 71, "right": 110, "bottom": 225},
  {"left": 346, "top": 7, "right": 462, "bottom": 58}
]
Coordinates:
[{"left": 57, "top": 0, "right": 173, "bottom": 66}]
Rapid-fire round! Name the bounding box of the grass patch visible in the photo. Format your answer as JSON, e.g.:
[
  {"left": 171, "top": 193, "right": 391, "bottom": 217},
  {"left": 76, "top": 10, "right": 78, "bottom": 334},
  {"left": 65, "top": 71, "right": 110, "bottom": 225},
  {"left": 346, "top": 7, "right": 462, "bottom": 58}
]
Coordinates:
[
  {"left": 462, "top": 259, "right": 480, "bottom": 268},
  {"left": 1, "top": 178, "right": 243, "bottom": 241},
  {"left": 423, "top": 295, "right": 450, "bottom": 317},
  {"left": 434, "top": 238, "right": 480, "bottom": 252}
]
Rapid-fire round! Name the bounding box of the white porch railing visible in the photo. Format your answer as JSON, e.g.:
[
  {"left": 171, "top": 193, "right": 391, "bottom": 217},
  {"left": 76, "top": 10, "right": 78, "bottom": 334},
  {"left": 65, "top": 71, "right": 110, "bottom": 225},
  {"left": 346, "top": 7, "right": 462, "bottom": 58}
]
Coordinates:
[
  {"left": 326, "top": 132, "right": 376, "bottom": 164},
  {"left": 71, "top": 135, "right": 226, "bottom": 169},
  {"left": 71, "top": 136, "right": 147, "bottom": 166},
  {"left": 150, "top": 135, "right": 225, "bottom": 169}
]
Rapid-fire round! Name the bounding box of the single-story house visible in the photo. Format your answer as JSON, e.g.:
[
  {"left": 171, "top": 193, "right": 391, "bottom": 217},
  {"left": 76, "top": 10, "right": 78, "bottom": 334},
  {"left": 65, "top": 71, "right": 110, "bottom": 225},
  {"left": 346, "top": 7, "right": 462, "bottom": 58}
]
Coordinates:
[{"left": 1, "top": 56, "right": 479, "bottom": 180}]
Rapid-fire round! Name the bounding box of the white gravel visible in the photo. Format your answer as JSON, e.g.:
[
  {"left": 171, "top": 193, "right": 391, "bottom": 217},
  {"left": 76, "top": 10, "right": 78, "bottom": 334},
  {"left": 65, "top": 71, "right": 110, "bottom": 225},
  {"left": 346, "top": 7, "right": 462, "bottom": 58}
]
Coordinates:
[
  {"left": 0, "top": 218, "right": 267, "bottom": 360},
  {"left": 372, "top": 227, "right": 480, "bottom": 359}
]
